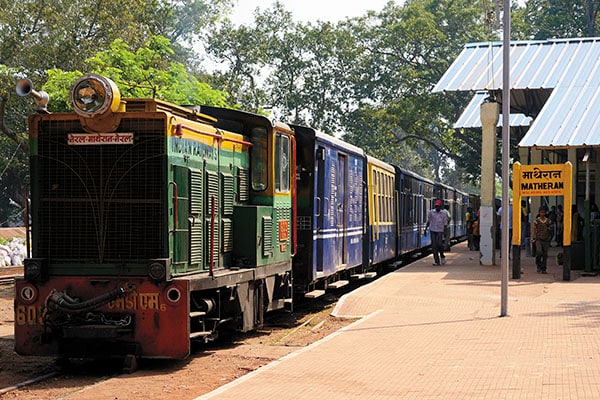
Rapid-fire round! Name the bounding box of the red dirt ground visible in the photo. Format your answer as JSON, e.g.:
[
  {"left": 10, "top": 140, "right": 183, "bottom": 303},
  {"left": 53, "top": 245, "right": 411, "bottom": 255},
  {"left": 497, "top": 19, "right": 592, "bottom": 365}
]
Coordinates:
[{"left": 0, "top": 273, "right": 352, "bottom": 400}]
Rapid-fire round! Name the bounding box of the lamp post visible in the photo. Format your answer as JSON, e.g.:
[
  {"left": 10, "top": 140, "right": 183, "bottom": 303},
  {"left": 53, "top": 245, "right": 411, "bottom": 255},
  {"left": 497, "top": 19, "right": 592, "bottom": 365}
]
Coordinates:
[{"left": 500, "top": 0, "right": 510, "bottom": 317}]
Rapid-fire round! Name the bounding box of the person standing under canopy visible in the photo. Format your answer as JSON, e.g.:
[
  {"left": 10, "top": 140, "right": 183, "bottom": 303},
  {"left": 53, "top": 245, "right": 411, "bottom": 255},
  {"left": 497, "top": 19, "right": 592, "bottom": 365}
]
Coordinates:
[
  {"left": 532, "top": 206, "right": 553, "bottom": 274},
  {"left": 426, "top": 199, "right": 448, "bottom": 266}
]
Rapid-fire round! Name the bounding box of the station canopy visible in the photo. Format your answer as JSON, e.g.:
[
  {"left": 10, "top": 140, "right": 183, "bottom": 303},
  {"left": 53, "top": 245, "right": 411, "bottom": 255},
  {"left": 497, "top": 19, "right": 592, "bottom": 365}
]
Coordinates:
[{"left": 433, "top": 37, "right": 600, "bottom": 149}]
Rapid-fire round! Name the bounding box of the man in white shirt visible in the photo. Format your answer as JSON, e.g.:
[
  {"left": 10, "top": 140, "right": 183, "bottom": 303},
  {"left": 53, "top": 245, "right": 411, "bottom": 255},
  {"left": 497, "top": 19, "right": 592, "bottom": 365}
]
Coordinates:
[{"left": 426, "top": 200, "right": 448, "bottom": 265}]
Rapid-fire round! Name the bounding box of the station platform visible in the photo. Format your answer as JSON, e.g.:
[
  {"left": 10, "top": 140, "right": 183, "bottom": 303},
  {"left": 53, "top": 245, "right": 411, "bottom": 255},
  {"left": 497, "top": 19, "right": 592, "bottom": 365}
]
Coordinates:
[{"left": 196, "top": 242, "right": 600, "bottom": 400}]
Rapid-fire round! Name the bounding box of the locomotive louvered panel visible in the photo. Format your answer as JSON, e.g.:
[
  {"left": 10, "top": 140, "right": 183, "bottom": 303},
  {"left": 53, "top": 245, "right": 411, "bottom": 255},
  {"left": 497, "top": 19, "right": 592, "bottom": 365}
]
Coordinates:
[
  {"left": 222, "top": 218, "right": 233, "bottom": 253},
  {"left": 221, "top": 173, "right": 235, "bottom": 215},
  {"left": 237, "top": 167, "right": 249, "bottom": 202},
  {"left": 190, "top": 168, "right": 203, "bottom": 265},
  {"left": 206, "top": 171, "right": 220, "bottom": 268},
  {"left": 206, "top": 171, "right": 219, "bottom": 212},
  {"left": 35, "top": 118, "right": 165, "bottom": 262},
  {"left": 190, "top": 168, "right": 203, "bottom": 215},
  {"left": 262, "top": 216, "right": 273, "bottom": 257},
  {"left": 190, "top": 223, "right": 203, "bottom": 265}
]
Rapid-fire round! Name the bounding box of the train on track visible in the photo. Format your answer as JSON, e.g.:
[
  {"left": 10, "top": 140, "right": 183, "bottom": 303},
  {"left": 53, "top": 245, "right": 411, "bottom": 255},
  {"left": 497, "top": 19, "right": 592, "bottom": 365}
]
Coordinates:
[{"left": 14, "top": 74, "right": 477, "bottom": 367}]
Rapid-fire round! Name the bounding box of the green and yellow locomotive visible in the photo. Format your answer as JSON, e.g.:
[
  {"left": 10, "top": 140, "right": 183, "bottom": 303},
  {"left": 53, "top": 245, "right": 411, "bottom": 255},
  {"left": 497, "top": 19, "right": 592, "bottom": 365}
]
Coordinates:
[{"left": 14, "top": 74, "right": 295, "bottom": 364}]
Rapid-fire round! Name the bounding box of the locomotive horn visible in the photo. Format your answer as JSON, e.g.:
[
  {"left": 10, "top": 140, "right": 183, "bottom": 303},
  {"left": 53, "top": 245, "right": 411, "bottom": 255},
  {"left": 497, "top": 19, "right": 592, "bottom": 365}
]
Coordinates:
[{"left": 16, "top": 78, "right": 50, "bottom": 113}]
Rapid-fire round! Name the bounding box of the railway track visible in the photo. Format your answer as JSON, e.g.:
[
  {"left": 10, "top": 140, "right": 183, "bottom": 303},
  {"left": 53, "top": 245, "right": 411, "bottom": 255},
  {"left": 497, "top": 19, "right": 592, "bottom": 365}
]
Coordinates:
[
  {"left": 0, "top": 372, "right": 61, "bottom": 396},
  {"left": 0, "top": 275, "right": 20, "bottom": 285},
  {"left": 0, "top": 266, "right": 22, "bottom": 285}
]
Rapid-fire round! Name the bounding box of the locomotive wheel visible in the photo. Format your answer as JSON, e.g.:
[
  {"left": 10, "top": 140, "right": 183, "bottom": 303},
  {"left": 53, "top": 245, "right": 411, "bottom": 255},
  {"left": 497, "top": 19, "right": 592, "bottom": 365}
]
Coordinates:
[
  {"left": 122, "top": 354, "right": 138, "bottom": 374},
  {"left": 55, "top": 356, "right": 73, "bottom": 371}
]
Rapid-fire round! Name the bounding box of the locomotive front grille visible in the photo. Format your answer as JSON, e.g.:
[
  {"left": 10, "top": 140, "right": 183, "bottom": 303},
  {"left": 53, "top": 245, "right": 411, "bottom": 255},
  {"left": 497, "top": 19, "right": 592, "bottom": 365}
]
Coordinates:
[{"left": 34, "top": 117, "right": 166, "bottom": 262}]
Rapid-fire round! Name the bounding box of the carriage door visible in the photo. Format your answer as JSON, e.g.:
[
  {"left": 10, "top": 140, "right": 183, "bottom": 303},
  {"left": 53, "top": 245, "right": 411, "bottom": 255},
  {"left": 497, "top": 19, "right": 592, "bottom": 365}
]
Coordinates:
[
  {"left": 336, "top": 154, "right": 348, "bottom": 268},
  {"left": 316, "top": 146, "right": 326, "bottom": 272},
  {"left": 172, "top": 165, "right": 190, "bottom": 267}
]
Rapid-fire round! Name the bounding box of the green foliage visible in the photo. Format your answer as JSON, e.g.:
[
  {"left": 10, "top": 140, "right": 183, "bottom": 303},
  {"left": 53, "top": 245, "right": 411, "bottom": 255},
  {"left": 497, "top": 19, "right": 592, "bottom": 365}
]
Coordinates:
[
  {"left": 43, "top": 36, "right": 229, "bottom": 111},
  {"left": 0, "top": 0, "right": 234, "bottom": 75},
  {"left": 86, "top": 36, "right": 229, "bottom": 106},
  {"left": 0, "top": 135, "right": 28, "bottom": 227},
  {"left": 0, "top": 0, "right": 237, "bottom": 223},
  {"left": 1, "top": 0, "right": 596, "bottom": 207},
  {"left": 0, "top": 65, "right": 29, "bottom": 225},
  {"left": 41, "top": 70, "right": 83, "bottom": 112},
  {"left": 517, "top": 0, "right": 600, "bottom": 38},
  {"left": 336, "top": 0, "right": 490, "bottom": 185}
]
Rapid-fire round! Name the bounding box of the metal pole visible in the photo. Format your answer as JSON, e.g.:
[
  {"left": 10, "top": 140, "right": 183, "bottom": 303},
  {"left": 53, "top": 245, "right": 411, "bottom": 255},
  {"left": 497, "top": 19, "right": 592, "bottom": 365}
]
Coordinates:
[
  {"left": 584, "top": 153, "right": 591, "bottom": 272},
  {"left": 500, "top": 0, "right": 510, "bottom": 317}
]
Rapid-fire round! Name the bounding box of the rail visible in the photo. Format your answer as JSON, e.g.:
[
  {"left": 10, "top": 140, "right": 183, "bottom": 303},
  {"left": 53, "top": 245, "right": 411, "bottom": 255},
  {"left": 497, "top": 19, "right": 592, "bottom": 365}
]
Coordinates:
[{"left": 0, "top": 372, "right": 61, "bottom": 395}]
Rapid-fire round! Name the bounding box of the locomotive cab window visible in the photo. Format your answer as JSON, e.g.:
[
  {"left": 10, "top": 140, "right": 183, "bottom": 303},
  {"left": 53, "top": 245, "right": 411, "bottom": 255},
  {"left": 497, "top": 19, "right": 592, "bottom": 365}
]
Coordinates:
[
  {"left": 250, "top": 127, "right": 268, "bottom": 191},
  {"left": 275, "top": 132, "right": 290, "bottom": 193}
]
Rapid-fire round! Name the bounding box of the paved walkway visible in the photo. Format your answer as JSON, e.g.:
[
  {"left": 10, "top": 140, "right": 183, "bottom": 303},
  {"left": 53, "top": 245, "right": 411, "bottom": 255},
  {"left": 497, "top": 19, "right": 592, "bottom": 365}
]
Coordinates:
[{"left": 196, "top": 242, "right": 600, "bottom": 400}]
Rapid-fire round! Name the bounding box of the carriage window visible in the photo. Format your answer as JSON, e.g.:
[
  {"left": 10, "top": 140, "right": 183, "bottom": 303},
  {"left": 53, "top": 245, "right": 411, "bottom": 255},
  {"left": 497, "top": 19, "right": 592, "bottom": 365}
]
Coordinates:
[
  {"left": 275, "top": 132, "right": 290, "bottom": 193},
  {"left": 250, "top": 127, "right": 268, "bottom": 191}
]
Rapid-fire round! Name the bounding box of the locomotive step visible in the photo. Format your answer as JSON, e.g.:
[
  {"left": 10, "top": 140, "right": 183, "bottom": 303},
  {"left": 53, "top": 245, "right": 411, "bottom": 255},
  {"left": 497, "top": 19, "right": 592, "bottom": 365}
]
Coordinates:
[
  {"left": 189, "top": 331, "right": 212, "bottom": 340},
  {"left": 327, "top": 280, "right": 349, "bottom": 289},
  {"left": 189, "top": 311, "right": 207, "bottom": 318},
  {"left": 304, "top": 289, "right": 326, "bottom": 299},
  {"left": 350, "top": 272, "right": 378, "bottom": 280}
]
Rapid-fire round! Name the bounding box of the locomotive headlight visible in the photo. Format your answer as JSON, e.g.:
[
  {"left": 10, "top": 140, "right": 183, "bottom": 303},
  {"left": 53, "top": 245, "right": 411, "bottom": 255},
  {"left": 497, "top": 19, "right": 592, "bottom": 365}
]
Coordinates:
[
  {"left": 24, "top": 258, "right": 48, "bottom": 282},
  {"left": 70, "top": 74, "right": 121, "bottom": 118},
  {"left": 148, "top": 259, "right": 171, "bottom": 282}
]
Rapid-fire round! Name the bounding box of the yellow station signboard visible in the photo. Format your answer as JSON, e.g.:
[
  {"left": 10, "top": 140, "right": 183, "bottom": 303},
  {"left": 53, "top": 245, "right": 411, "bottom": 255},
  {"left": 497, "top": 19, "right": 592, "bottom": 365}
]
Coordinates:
[{"left": 512, "top": 162, "right": 573, "bottom": 246}]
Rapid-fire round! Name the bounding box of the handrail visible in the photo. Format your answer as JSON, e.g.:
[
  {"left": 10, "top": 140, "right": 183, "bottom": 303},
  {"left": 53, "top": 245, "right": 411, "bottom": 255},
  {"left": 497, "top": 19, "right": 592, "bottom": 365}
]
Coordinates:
[
  {"left": 209, "top": 196, "right": 216, "bottom": 278},
  {"left": 24, "top": 185, "right": 30, "bottom": 259},
  {"left": 291, "top": 135, "right": 298, "bottom": 256},
  {"left": 169, "top": 181, "right": 178, "bottom": 233}
]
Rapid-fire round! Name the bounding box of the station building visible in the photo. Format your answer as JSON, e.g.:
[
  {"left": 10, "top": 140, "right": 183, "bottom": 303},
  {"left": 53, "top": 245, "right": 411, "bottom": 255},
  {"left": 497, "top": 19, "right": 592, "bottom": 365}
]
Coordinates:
[{"left": 434, "top": 37, "right": 600, "bottom": 274}]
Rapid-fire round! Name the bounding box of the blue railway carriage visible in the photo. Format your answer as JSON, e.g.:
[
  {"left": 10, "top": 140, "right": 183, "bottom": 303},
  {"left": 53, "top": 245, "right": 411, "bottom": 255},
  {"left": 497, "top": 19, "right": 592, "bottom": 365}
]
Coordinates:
[
  {"left": 420, "top": 177, "right": 435, "bottom": 249},
  {"left": 454, "top": 190, "right": 470, "bottom": 239},
  {"left": 433, "top": 183, "right": 470, "bottom": 244},
  {"left": 292, "top": 125, "right": 366, "bottom": 296},
  {"left": 366, "top": 156, "right": 397, "bottom": 266},
  {"left": 395, "top": 167, "right": 435, "bottom": 255}
]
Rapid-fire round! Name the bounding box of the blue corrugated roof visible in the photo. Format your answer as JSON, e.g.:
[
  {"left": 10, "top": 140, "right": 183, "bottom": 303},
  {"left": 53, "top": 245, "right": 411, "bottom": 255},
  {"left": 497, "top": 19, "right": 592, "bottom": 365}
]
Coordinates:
[
  {"left": 520, "top": 85, "right": 600, "bottom": 148},
  {"left": 433, "top": 38, "right": 600, "bottom": 92},
  {"left": 434, "top": 37, "right": 600, "bottom": 148}
]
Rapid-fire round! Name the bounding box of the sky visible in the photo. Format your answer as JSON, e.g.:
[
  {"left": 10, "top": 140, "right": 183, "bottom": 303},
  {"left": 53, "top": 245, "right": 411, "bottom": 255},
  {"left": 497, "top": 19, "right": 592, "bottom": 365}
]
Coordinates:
[{"left": 229, "top": 0, "right": 393, "bottom": 25}]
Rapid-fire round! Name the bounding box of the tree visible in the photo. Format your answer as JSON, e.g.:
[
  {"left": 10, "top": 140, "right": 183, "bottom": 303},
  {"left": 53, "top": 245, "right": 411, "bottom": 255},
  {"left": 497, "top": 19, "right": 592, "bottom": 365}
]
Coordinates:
[
  {"left": 1, "top": 35, "right": 230, "bottom": 226},
  {"left": 204, "top": 19, "right": 272, "bottom": 111},
  {"left": 0, "top": 65, "right": 29, "bottom": 226},
  {"left": 516, "top": 0, "right": 600, "bottom": 38},
  {"left": 0, "top": 0, "right": 235, "bottom": 218},
  {"left": 203, "top": 0, "right": 492, "bottom": 189},
  {"left": 0, "top": 0, "right": 234, "bottom": 74},
  {"left": 0, "top": 0, "right": 235, "bottom": 139},
  {"left": 205, "top": 2, "right": 309, "bottom": 114},
  {"left": 43, "top": 36, "right": 229, "bottom": 112},
  {"left": 338, "top": 0, "right": 490, "bottom": 187},
  {"left": 0, "top": 136, "right": 28, "bottom": 226}
]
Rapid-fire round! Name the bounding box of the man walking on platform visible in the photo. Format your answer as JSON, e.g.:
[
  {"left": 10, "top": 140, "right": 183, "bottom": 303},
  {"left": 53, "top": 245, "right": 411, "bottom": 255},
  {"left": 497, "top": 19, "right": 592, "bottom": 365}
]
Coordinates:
[
  {"left": 426, "top": 199, "right": 448, "bottom": 265},
  {"left": 532, "top": 206, "right": 552, "bottom": 273}
]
